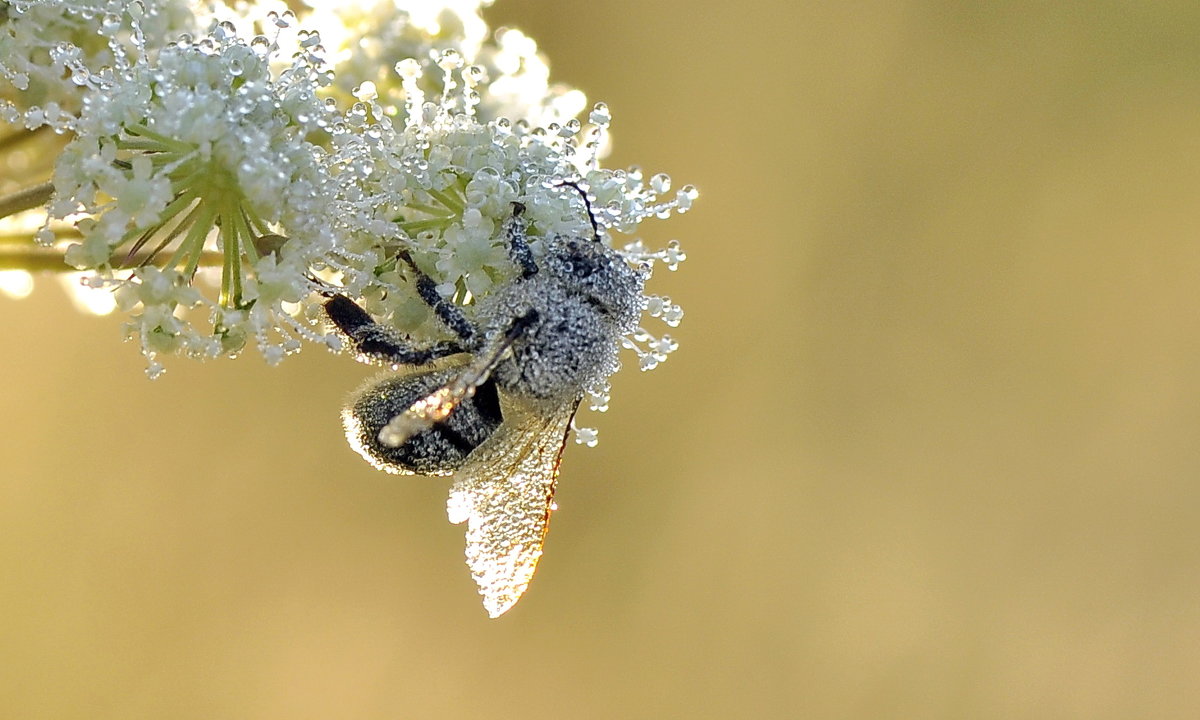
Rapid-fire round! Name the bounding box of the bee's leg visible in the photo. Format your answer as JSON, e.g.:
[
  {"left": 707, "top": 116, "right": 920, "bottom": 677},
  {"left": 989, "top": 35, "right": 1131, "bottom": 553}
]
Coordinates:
[
  {"left": 505, "top": 202, "right": 538, "bottom": 279},
  {"left": 391, "top": 252, "right": 479, "bottom": 344},
  {"left": 411, "top": 270, "right": 478, "bottom": 344},
  {"left": 325, "top": 294, "right": 465, "bottom": 366}
]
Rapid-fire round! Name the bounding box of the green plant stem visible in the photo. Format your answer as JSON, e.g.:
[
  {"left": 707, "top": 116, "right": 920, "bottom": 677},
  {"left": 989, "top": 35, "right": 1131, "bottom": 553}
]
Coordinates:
[
  {"left": 0, "top": 243, "right": 224, "bottom": 273},
  {"left": 0, "top": 182, "right": 54, "bottom": 221},
  {"left": 0, "top": 246, "right": 73, "bottom": 272}
]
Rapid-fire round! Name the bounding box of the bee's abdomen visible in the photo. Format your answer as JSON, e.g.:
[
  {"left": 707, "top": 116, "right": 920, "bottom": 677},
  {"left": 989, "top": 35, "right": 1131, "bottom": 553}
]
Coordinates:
[{"left": 343, "top": 369, "right": 503, "bottom": 475}]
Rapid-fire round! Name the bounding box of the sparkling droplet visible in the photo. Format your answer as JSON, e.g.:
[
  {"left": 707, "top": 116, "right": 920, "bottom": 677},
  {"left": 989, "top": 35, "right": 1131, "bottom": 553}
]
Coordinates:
[
  {"left": 650, "top": 173, "right": 671, "bottom": 194},
  {"left": 437, "top": 48, "right": 464, "bottom": 71},
  {"left": 298, "top": 29, "right": 321, "bottom": 49},
  {"left": 395, "top": 58, "right": 421, "bottom": 79},
  {"left": 214, "top": 20, "right": 237, "bottom": 41},
  {"left": 250, "top": 35, "right": 271, "bottom": 56},
  {"left": 589, "top": 102, "right": 611, "bottom": 127},
  {"left": 146, "top": 361, "right": 166, "bottom": 380},
  {"left": 464, "top": 65, "right": 486, "bottom": 85},
  {"left": 353, "top": 81, "right": 378, "bottom": 102}
]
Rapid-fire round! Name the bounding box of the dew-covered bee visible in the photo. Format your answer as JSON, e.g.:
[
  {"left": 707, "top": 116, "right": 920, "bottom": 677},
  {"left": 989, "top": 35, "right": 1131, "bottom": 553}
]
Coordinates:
[{"left": 325, "top": 189, "right": 645, "bottom": 617}]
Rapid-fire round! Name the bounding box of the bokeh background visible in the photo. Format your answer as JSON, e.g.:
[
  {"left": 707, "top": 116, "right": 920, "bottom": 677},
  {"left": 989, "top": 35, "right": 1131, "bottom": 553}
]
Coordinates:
[{"left": 4, "top": 1, "right": 1200, "bottom": 717}]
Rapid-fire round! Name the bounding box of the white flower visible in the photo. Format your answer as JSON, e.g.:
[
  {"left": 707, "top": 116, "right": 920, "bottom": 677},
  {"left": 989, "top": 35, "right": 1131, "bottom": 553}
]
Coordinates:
[
  {"left": 327, "top": 49, "right": 694, "bottom": 441},
  {"left": 2, "top": 1, "right": 695, "bottom": 408},
  {"left": 45, "top": 15, "right": 342, "bottom": 373}
]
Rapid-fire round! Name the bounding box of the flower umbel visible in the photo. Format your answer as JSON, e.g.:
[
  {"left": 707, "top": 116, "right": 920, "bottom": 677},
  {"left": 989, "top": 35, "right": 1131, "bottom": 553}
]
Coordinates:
[
  {"left": 1, "top": 0, "right": 696, "bottom": 619},
  {"left": 2, "top": 0, "right": 693, "bottom": 407},
  {"left": 44, "top": 15, "right": 341, "bottom": 374}
]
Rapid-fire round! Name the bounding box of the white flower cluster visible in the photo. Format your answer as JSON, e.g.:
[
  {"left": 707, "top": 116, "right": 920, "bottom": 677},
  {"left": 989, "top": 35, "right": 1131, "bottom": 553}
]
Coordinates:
[
  {"left": 314, "top": 0, "right": 585, "bottom": 127},
  {"left": 40, "top": 14, "right": 341, "bottom": 376},
  {"left": 0, "top": 0, "right": 188, "bottom": 111},
  {"left": 2, "top": 0, "right": 694, "bottom": 435},
  {"left": 329, "top": 50, "right": 695, "bottom": 368}
]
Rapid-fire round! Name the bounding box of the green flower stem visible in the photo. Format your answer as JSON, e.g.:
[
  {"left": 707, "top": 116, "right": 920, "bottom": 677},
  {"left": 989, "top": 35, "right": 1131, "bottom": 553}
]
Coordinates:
[
  {"left": 181, "top": 204, "right": 220, "bottom": 278},
  {"left": 219, "top": 197, "right": 245, "bottom": 306},
  {"left": 405, "top": 202, "right": 453, "bottom": 216},
  {"left": 399, "top": 218, "right": 452, "bottom": 234},
  {"left": 426, "top": 187, "right": 464, "bottom": 214},
  {"left": 0, "top": 246, "right": 74, "bottom": 272},
  {"left": 131, "top": 198, "right": 203, "bottom": 267},
  {"left": 0, "top": 182, "right": 54, "bottom": 221},
  {"left": 0, "top": 242, "right": 223, "bottom": 272},
  {"left": 125, "top": 124, "right": 193, "bottom": 153}
]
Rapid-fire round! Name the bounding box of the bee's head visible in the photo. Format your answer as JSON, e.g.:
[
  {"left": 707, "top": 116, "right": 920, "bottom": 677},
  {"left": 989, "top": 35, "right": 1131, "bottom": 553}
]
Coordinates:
[{"left": 543, "top": 235, "right": 645, "bottom": 330}]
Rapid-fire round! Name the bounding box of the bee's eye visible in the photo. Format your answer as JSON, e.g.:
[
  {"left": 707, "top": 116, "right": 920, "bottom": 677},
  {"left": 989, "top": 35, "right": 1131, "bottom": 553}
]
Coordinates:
[{"left": 585, "top": 296, "right": 610, "bottom": 315}]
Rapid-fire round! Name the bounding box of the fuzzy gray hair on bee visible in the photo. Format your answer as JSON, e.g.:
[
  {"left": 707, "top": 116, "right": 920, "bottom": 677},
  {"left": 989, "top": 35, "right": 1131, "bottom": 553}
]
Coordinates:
[{"left": 324, "top": 183, "right": 645, "bottom": 617}]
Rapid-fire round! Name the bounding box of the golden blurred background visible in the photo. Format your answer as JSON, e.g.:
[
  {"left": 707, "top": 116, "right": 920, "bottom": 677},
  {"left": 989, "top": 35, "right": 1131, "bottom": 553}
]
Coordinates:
[{"left": 4, "top": 1, "right": 1200, "bottom": 717}]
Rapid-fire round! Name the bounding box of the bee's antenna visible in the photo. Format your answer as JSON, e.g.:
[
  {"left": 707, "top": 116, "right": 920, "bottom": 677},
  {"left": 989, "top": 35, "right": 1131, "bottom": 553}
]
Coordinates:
[{"left": 555, "top": 180, "right": 601, "bottom": 242}]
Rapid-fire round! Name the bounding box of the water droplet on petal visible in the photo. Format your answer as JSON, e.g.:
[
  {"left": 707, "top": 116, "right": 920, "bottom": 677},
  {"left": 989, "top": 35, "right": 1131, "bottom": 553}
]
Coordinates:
[
  {"left": 250, "top": 35, "right": 271, "bottom": 56},
  {"left": 589, "top": 101, "right": 611, "bottom": 127},
  {"left": 395, "top": 58, "right": 421, "bottom": 79},
  {"left": 437, "top": 49, "right": 464, "bottom": 71}
]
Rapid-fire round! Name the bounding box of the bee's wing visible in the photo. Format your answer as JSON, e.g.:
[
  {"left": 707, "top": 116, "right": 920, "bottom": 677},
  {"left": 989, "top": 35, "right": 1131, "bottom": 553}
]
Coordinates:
[
  {"left": 376, "top": 349, "right": 496, "bottom": 447},
  {"left": 446, "top": 399, "right": 579, "bottom": 618},
  {"left": 377, "top": 315, "right": 531, "bottom": 448}
]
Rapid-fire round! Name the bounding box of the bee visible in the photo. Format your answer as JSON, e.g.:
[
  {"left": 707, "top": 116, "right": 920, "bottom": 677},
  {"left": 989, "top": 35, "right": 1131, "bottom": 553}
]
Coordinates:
[{"left": 325, "top": 186, "right": 645, "bottom": 617}]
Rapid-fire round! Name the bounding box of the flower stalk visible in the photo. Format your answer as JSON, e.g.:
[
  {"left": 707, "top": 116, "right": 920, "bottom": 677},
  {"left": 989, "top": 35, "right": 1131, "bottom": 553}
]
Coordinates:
[
  {"left": 0, "top": 240, "right": 224, "bottom": 272},
  {"left": 0, "top": 182, "right": 53, "bottom": 222}
]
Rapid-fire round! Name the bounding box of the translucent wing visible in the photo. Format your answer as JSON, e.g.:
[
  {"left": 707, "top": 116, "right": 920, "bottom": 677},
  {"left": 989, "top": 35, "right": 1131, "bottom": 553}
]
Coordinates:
[
  {"left": 377, "top": 312, "right": 536, "bottom": 449},
  {"left": 376, "top": 345, "right": 501, "bottom": 448},
  {"left": 446, "top": 399, "right": 578, "bottom": 618}
]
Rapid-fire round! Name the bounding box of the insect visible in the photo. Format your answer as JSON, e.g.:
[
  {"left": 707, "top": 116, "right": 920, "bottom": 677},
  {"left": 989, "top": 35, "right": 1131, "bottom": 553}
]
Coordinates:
[{"left": 325, "top": 186, "right": 646, "bottom": 617}]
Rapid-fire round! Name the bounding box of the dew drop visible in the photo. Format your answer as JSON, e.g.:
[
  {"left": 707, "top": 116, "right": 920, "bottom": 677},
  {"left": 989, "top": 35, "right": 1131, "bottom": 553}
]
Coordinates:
[
  {"left": 145, "top": 361, "right": 166, "bottom": 380},
  {"left": 395, "top": 58, "right": 421, "bottom": 79},
  {"left": 464, "top": 65, "right": 486, "bottom": 85},
  {"left": 250, "top": 35, "right": 272, "bottom": 56},
  {"left": 353, "top": 81, "right": 378, "bottom": 102},
  {"left": 650, "top": 173, "right": 671, "bottom": 194},
  {"left": 298, "top": 29, "right": 321, "bottom": 49},
  {"left": 589, "top": 101, "right": 611, "bottom": 127},
  {"left": 437, "top": 48, "right": 464, "bottom": 71}
]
